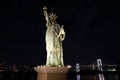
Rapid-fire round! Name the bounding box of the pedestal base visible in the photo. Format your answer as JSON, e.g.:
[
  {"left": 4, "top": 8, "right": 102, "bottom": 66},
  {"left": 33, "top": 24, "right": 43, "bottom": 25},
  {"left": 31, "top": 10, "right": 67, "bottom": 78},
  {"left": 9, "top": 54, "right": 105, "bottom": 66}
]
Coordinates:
[{"left": 34, "top": 67, "right": 70, "bottom": 80}]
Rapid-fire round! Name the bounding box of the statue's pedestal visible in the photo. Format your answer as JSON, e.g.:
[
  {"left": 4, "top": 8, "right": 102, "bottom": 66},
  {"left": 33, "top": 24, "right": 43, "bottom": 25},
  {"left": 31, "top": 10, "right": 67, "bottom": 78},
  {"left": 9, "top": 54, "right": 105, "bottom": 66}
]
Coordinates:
[{"left": 34, "top": 67, "right": 70, "bottom": 80}]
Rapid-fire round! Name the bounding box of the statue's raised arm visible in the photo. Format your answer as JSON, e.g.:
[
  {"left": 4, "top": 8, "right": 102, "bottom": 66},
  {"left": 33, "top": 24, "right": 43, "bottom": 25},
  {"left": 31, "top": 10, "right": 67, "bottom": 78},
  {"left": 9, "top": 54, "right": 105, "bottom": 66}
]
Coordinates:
[{"left": 43, "top": 6, "right": 50, "bottom": 26}]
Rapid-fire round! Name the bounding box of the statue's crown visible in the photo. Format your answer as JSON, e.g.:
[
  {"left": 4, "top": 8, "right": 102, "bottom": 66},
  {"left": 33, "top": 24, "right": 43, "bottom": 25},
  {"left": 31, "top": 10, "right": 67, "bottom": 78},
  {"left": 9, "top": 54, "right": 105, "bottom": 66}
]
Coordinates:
[{"left": 49, "top": 13, "right": 58, "bottom": 22}]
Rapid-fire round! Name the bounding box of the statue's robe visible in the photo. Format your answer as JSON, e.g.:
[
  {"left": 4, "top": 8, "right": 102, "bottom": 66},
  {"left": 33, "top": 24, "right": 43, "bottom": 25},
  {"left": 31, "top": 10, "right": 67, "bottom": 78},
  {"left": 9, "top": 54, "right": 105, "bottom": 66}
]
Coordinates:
[{"left": 46, "top": 23, "right": 64, "bottom": 67}]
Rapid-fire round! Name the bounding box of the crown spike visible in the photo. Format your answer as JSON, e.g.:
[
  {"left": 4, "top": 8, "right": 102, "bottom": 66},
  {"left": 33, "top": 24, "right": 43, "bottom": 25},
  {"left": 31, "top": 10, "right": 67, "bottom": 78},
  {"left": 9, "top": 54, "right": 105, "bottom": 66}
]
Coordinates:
[{"left": 49, "top": 12, "right": 58, "bottom": 22}]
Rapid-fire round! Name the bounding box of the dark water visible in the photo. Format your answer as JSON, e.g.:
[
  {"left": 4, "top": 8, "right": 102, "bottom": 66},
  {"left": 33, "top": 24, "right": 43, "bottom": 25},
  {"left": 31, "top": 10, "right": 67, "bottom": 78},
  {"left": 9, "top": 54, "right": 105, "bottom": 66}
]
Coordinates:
[
  {"left": 0, "top": 71, "right": 37, "bottom": 80},
  {"left": 0, "top": 71, "right": 120, "bottom": 80}
]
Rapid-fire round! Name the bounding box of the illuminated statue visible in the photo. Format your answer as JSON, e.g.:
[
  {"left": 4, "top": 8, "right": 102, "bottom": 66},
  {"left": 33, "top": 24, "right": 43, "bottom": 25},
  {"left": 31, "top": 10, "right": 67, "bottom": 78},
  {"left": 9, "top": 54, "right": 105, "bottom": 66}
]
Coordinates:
[{"left": 43, "top": 6, "right": 65, "bottom": 67}]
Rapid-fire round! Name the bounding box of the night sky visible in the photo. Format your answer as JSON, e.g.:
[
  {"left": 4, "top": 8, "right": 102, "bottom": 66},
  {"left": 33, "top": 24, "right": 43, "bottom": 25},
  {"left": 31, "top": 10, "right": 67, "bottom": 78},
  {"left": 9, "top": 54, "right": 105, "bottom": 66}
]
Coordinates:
[{"left": 0, "top": 0, "right": 120, "bottom": 66}]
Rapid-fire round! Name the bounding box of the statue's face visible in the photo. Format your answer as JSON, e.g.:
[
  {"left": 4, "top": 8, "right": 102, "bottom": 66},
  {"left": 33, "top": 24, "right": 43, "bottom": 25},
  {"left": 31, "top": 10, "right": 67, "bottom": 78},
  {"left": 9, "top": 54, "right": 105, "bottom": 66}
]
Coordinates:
[{"left": 50, "top": 19, "right": 56, "bottom": 24}]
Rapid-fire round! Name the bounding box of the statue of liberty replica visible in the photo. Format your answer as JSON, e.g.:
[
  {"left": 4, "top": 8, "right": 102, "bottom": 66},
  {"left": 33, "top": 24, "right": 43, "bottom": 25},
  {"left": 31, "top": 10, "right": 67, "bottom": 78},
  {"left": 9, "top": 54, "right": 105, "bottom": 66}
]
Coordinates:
[
  {"left": 34, "top": 6, "right": 70, "bottom": 80},
  {"left": 43, "top": 6, "right": 65, "bottom": 67}
]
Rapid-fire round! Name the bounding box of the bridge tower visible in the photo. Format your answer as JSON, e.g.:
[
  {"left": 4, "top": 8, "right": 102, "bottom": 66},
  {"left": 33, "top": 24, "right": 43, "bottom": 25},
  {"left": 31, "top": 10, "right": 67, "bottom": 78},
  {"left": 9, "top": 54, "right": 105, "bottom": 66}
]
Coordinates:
[
  {"left": 97, "top": 59, "right": 105, "bottom": 80},
  {"left": 76, "top": 63, "right": 80, "bottom": 80}
]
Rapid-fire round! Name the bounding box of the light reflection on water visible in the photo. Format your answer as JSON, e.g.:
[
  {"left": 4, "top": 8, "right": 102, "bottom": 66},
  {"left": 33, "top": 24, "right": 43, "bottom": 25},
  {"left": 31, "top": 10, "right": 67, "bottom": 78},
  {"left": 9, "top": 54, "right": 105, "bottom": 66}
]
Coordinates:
[
  {"left": 77, "top": 74, "right": 80, "bottom": 80},
  {"left": 0, "top": 72, "right": 119, "bottom": 80},
  {"left": 68, "top": 74, "right": 119, "bottom": 80}
]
